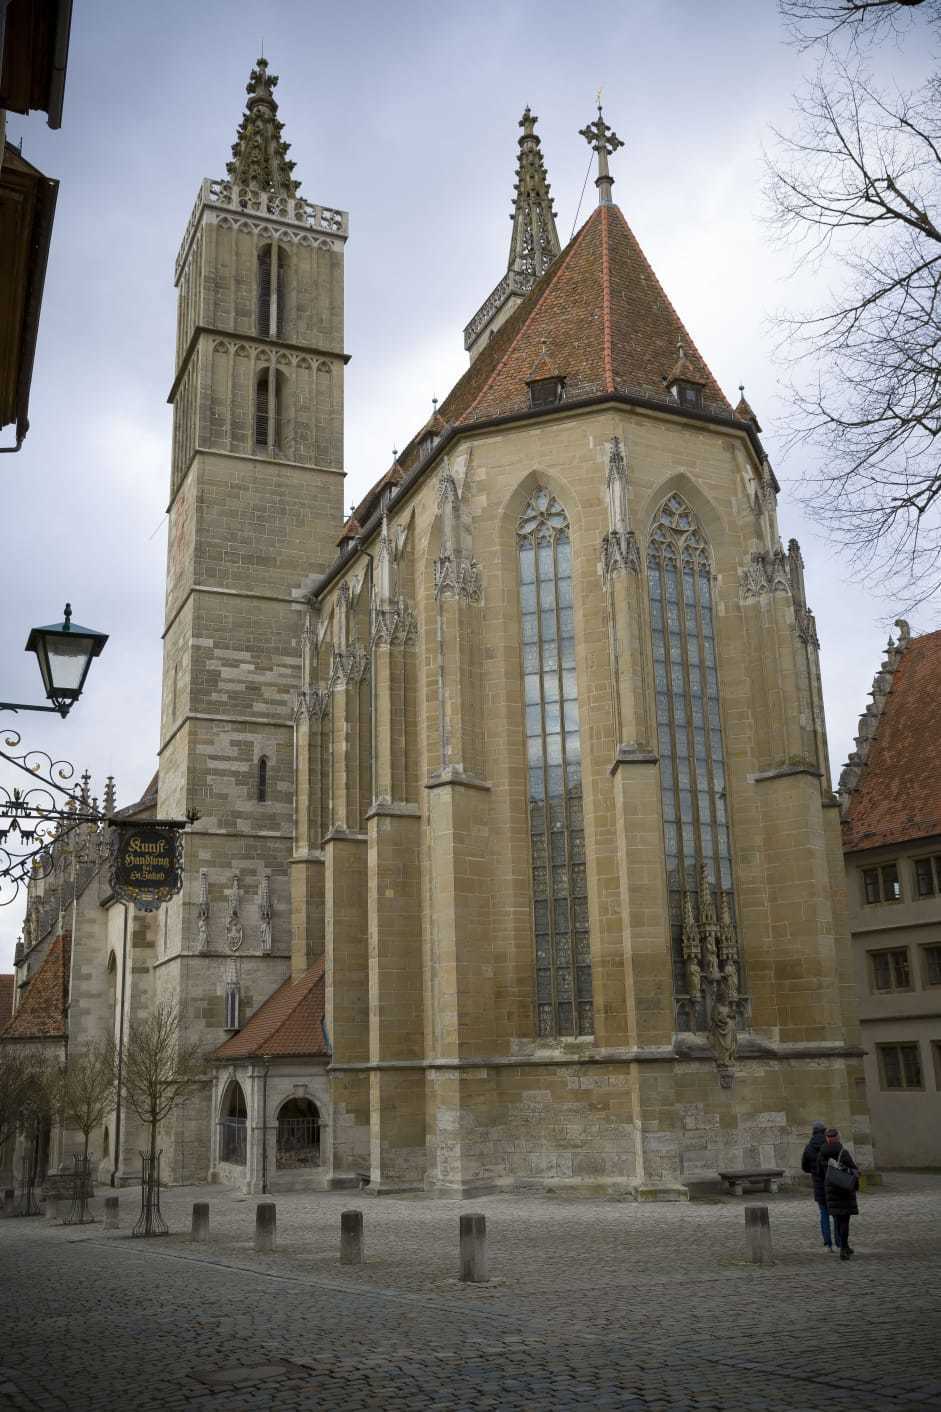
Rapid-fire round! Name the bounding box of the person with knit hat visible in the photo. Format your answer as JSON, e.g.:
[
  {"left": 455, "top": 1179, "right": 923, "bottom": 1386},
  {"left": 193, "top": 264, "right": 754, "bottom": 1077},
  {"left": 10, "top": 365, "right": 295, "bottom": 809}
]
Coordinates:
[
  {"left": 801, "top": 1119, "right": 838, "bottom": 1250},
  {"left": 818, "top": 1127, "right": 860, "bottom": 1260}
]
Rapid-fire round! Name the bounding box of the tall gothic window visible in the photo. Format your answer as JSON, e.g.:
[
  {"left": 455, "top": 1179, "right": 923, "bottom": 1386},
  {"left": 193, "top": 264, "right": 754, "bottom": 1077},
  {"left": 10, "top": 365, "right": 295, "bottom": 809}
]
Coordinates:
[
  {"left": 257, "top": 756, "right": 268, "bottom": 803},
  {"left": 257, "top": 244, "right": 287, "bottom": 337},
  {"left": 647, "top": 493, "right": 733, "bottom": 997},
  {"left": 517, "top": 488, "right": 592, "bottom": 1038}
]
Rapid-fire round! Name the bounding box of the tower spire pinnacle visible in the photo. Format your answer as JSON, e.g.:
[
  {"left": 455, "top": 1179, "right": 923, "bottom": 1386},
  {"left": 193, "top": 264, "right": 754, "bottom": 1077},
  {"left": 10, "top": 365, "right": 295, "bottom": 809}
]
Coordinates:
[
  {"left": 579, "top": 103, "right": 624, "bottom": 206},
  {"left": 508, "top": 107, "right": 561, "bottom": 281},
  {"left": 226, "top": 57, "right": 300, "bottom": 196},
  {"left": 463, "top": 107, "right": 561, "bottom": 360}
]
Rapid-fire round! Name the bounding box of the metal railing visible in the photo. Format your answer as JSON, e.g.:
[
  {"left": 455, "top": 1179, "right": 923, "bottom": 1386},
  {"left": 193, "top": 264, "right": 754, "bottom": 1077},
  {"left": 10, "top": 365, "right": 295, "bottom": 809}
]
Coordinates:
[
  {"left": 276, "top": 1118, "right": 320, "bottom": 1169},
  {"left": 220, "top": 1117, "right": 247, "bottom": 1166}
]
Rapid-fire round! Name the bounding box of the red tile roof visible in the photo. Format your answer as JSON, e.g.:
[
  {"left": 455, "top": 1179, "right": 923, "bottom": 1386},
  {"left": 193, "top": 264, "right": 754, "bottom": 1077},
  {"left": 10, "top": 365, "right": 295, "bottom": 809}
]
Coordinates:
[
  {"left": 843, "top": 628, "right": 941, "bottom": 851},
  {"left": 1, "top": 934, "right": 70, "bottom": 1040},
  {"left": 343, "top": 202, "right": 734, "bottom": 544},
  {"left": 0, "top": 975, "right": 13, "bottom": 1025},
  {"left": 214, "top": 957, "right": 329, "bottom": 1060}
]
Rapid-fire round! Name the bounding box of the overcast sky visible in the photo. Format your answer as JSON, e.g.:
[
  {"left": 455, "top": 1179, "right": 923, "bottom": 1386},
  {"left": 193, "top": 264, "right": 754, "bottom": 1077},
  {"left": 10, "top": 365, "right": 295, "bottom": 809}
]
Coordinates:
[{"left": 1, "top": 1, "right": 932, "bottom": 966}]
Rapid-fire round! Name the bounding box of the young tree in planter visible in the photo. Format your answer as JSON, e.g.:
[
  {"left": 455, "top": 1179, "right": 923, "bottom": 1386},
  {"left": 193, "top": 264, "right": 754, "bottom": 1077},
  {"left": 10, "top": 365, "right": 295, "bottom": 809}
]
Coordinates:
[
  {"left": 15, "top": 1054, "right": 53, "bottom": 1213},
  {"left": 117, "top": 1000, "right": 205, "bottom": 1234},
  {"left": 0, "top": 1048, "right": 29, "bottom": 1158},
  {"left": 55, "top": 1041, "right": 115, "bottom": 1220}
]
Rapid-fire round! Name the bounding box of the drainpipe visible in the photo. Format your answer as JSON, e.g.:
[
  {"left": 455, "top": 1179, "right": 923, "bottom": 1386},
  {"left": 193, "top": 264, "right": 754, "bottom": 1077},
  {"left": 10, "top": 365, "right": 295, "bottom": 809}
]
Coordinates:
[
  {"left": 110, "top": 903, "right": 129, "bottom": 1188},
  {"left": 260, "top": 1055, "right": 270, "bottom": 1195}
]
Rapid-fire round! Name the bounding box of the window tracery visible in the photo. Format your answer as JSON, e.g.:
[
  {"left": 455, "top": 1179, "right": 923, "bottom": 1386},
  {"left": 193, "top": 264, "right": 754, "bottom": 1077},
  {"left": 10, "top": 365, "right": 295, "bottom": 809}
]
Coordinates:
[
  {"left": 646, "top": 493, "right": 740, "bottom": 1029},
  {"left": 517, "top": 488, "right": 592, "bottom": 1037}
]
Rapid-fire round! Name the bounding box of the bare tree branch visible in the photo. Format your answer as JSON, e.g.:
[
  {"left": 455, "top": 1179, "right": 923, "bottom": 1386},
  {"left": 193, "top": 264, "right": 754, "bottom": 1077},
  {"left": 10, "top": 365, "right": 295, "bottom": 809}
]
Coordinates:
[
  {"left": 767, "top": 51, "right": 941, "bottom": 607},
  {"left": 780, "top": 0, "right": 936, "bottom": 52},
  {"left": 118, "top": 1001, "right": 206, "bottom": 1165},
  {"left": 54, "top": 1041, "right": 115, "bottom": 1163}
]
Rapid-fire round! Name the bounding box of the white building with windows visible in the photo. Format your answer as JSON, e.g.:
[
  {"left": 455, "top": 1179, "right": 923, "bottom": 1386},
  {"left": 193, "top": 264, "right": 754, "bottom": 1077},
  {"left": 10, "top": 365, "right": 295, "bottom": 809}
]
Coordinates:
[{"left": 840, "top": 622, "right": 941, "bottom": 1167}]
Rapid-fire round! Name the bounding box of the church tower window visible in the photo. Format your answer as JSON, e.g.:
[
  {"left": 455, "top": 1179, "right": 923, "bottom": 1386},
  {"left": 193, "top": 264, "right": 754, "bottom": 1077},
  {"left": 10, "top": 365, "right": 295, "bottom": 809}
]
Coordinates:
[
  {"left": 254, "top": 369, "right": 283, "bottom": 451},
  {"left": 257, "top": 245, "right": 272, "bottom": 334},
  {"left": 647, "top": 493, "right": 735, "bottom": 1002},
  {"left": 257, "top": 756, "right": 268, "bottom": 803},
  {"left": 256, "top": 244, "right": 287, "bottom": 338},
  {"left": 517, "top": 488, "right": 592, "bottom": 1038}
]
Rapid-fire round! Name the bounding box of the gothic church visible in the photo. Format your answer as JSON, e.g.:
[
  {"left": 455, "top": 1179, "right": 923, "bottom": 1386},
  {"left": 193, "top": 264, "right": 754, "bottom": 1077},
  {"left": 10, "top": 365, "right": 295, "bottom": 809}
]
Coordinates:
[{"left": 9, "top": 59, "right": 871, "bottom": 1198}]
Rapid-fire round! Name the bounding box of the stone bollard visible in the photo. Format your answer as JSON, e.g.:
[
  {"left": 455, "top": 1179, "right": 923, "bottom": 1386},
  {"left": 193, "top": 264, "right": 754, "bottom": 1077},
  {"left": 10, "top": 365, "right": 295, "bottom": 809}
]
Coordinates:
[
  {"left": 191, "top": 1201, "right": 210, "bottom": 1243},
  {"left": 254, "top": 1201, "right": 276, "bottom": 1253},
  {"left": 340, "top": 1209, "right": 364, "bottom": 1266},
  {"left": 459, "top": 1212, "right": 488, "bottom": 1283},
  {"left": 44, "top": 1198, "right": 59, "bottom": 1225},
  {"left": 745, "top": 1204, "right": 774, "bottom": 1265},
  {"left": 103, "top": 1196, "right": 120, "bottom": 1230}
]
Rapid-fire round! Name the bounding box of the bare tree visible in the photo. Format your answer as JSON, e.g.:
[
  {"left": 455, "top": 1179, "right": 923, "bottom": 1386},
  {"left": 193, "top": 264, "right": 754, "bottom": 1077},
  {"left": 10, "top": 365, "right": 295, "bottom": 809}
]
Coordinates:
[
  {"left": 55, "top": 1041, "right": 115, "bottom": 1166},
  {"left": 781, "top": 1, "right": 937, "bottom": 51},
  {"left": 768, "top": 8, "right": 941, "bottom": 607},
  {"left": 0, "top": 1048, "right": 30, "bottom": 1155},
  {"left": 119, "top": 1001, "right": 205, "bottom": 1171}
]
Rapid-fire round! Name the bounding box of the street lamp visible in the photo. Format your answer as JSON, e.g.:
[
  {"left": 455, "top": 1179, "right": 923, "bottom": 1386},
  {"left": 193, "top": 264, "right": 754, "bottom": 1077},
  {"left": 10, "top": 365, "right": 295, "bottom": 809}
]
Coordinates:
[{"left": 2, "top": 604, "right": 108, "bottom": 717}]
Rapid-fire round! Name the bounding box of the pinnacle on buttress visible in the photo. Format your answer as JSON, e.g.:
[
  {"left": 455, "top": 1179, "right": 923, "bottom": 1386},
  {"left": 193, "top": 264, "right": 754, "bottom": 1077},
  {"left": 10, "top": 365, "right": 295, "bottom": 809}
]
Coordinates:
[
  {"left": 226, "top": 57, "right": 300, "bottom": 196},
  {"left": 508, "top": 107, "right": 561, "bottom": 281}
]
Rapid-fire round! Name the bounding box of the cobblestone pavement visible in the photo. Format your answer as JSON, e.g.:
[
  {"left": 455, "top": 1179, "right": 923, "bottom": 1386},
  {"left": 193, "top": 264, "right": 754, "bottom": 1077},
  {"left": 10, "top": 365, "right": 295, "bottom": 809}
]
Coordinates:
[{"left": 0, "top": 1173, "right": 939, "bottom": 1411}]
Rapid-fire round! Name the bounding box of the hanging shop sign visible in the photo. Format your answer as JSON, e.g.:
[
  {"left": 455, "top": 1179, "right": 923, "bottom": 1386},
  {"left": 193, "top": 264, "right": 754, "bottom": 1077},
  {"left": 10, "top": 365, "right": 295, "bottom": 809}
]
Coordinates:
[{"left": 110, "top": 821, "right": 185, "bottom": 912}]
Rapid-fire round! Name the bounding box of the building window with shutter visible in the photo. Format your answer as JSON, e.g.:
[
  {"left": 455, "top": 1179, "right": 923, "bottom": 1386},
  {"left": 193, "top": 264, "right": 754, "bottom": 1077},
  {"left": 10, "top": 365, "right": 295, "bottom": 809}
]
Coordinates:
[
  {"left": 861, "top": 863, "right": 902, "bottom": 904},
  {"left": 877, "top": 1042, "right": 923, "bottom": 1090},
  {"left": 517, "top": 488, "right": 592, "bottom": 1038},
  {"left": 921, "top": 944, "right": 941, "bottom": 987},
  {"left": 868, "top": 947, "right": 912, "bottom": 993}
]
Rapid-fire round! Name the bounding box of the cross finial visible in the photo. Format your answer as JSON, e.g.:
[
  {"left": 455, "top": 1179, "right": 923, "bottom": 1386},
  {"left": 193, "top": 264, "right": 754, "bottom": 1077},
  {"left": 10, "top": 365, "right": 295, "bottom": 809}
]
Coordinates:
[{"left": 579, "top": 103, "right": 624, "bottom": 207}]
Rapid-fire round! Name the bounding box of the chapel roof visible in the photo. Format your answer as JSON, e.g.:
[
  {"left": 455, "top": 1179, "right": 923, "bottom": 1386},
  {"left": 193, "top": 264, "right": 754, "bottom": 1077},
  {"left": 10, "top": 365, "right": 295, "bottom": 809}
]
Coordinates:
[
  {"left": 214, "top": 957, "right": 329, "bottom": 1060},
  {"left": 1, "top": 933, "right": 70, "bottom": 1041},
  {"left": 337, "top": 201, "right": 738, "bottom": 556},
  {"left": 0, "top": 975, "right": 14, "bottom": 1026},
  {"left": 842, "top": 627, "right": 941, "bottom": 852}
]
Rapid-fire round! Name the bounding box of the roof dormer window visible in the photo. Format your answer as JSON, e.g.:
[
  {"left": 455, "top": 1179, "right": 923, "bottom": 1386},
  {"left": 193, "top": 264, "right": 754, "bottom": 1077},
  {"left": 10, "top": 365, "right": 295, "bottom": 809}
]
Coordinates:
[
  {"left": 672, "top": 380, "right": 702, "bottom": 411},
  {"left": 529, "top": 377, "right": 565, "bottom": 409}
]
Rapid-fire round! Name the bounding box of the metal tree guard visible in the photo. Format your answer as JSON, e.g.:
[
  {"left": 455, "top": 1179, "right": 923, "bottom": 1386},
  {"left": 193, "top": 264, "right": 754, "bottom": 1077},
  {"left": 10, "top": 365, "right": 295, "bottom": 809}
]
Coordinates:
[
  {"left": 133, "top": 1150, "right": 168, "bottom": 1237},
  {"left": 63, "top": 1154, "right": 94, "bottom": 1225},
  {"left": 17, "top": 1149, "right": 41, "bottom": 1217}
]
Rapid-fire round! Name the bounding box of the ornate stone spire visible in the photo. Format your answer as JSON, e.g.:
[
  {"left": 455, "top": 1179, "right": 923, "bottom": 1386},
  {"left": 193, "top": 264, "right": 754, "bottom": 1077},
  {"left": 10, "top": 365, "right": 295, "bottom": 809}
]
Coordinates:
[
  {"left": 463, "top": 108, "right": 561, "bottom": 359},
  {"left": 508, "top": 107, "right": 561, "bottom": 282},
  {"left": 226, "top": 57, "right": 300, "bottom": 196}
]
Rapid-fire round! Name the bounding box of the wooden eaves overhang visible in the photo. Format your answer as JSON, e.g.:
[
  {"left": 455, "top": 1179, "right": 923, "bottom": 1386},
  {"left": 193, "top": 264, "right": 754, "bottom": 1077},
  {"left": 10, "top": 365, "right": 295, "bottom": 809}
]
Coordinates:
[{"left": 0, "top": 144, "right": 57, "bottom": 448}]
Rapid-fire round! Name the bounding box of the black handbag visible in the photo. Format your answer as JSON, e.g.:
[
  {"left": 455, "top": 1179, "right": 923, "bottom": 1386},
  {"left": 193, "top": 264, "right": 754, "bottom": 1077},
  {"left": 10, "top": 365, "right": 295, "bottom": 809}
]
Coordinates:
[{"left": 826, "top": 1148, "right": 857, "bottom": 1193}]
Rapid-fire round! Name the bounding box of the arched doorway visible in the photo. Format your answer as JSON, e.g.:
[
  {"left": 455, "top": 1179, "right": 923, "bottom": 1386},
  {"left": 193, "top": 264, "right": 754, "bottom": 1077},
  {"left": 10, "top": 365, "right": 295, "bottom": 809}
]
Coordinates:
[
  {"left": 276, "top": 1097, "right": 320, "bottom": 1169},
  {"left": 219, "top": 1081, "right": 247, "bottom": 1165}
]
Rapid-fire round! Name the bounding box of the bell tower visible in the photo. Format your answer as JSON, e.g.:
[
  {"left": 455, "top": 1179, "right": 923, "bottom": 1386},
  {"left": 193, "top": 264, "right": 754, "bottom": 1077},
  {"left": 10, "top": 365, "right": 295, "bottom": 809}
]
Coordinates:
[{"left": 155, "top": 58, "right": 347, "bottom": 1181}]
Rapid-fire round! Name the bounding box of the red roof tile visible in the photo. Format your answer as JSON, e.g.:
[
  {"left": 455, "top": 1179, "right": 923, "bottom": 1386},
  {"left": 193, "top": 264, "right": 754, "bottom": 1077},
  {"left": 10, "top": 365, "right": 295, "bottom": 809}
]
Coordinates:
[
  {"left": 843, "top": 629, "right": 941, "bottom": 851},
  {"left": 344, "top": 204, "right": 731, "bottom": 546},
  {"left": 214, "top": 957, "right": 328, "bottom": 1060},
  {"left": 0, "top": 975, "right": 13, "bottom": 1025},
  {"left": 2, "top": 934, "right": 70, "bottom": 1040}
]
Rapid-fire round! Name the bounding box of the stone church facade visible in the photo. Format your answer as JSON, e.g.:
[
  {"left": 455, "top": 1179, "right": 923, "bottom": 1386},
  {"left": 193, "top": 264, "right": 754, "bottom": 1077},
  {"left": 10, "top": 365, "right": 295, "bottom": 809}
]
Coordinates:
[{"left": 5, "top": 63, "right": 871, "bottom": 1198}]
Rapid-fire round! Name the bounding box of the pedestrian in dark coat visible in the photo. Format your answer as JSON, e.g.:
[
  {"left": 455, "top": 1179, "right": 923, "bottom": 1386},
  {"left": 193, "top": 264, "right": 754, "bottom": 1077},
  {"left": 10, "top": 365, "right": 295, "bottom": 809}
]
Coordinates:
[
  {"left": 817, "top": 1127, "right": 859, "bottom": 1260},
  {"left": 801, "top": 1120, "right": 834, "bottom": 1249}
]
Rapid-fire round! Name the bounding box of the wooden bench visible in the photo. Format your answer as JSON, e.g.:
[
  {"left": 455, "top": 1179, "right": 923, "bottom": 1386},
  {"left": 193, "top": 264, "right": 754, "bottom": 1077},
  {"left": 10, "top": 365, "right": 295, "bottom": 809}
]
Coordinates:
[{"left": 717, "top": 1168, "right": 785, "bottom": 1197}]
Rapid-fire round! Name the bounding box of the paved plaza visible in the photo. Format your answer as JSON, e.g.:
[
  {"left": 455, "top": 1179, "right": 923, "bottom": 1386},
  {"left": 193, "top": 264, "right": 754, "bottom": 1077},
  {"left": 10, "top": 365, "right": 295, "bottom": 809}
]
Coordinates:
[{"left": 0, "top": 1173, "right": 939, "bottom": 1411}]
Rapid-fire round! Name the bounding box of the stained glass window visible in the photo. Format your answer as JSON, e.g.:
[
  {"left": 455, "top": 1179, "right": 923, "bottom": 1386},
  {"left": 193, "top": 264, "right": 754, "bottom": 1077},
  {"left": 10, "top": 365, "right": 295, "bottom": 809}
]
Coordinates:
[
  {"left": 647, "top": 494, "right": 734, "bottom": 996},
  {"left": 518, "top": 489, "right": 592, "bottom": 1037}
]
